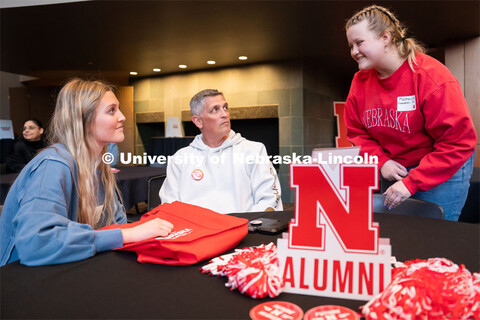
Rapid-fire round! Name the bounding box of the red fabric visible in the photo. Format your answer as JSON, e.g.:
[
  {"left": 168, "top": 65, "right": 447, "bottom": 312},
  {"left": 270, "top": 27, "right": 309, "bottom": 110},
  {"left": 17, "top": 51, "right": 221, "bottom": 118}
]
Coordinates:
[
  {"left": 100, "top": 201, "right": 248, "bottom": 265},
  {"left": 344, "top": 53, "right": 476, "bottom": 194}
]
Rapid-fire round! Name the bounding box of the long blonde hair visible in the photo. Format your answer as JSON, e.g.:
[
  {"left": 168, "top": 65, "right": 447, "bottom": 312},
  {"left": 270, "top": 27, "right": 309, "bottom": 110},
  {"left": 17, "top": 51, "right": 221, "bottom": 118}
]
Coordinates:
[
  {"left": 48, "top": 78, "right": 122, "bottom": 229},
  {"left": 345, "top": 5, "right": 425, "bottom": 71}
]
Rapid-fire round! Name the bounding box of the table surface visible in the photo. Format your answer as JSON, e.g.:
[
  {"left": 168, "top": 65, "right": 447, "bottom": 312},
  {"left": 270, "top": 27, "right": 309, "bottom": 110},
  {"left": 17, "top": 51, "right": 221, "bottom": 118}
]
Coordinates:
[
  {"left": 0, "top": 172, "right": 17, "bottom": 204},
  {"left": 2, "top": 211, "right": 479, "bottom": 319},
  {"left": 113, "top": 166, "right": 166, "bottom": 210}
]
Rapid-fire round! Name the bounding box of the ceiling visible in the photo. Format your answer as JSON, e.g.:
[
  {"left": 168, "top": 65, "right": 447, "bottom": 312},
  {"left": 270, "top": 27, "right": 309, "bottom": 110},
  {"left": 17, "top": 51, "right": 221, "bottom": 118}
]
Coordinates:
[{"left": 1, "top": 0, "right": 479, "bottom": 86}]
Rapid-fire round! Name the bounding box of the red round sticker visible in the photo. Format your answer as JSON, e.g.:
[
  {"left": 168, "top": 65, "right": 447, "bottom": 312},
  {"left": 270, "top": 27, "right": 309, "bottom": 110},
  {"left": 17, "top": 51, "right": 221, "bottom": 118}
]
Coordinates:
[
  {"left": 191, "top": 169, "right": 204, "bottom": 181},
  {"left": 250, "top": 301, "right": 303, "bottom": 320},
  {"left": 303, "top": 305, "right": 360, "bottom": 320}
]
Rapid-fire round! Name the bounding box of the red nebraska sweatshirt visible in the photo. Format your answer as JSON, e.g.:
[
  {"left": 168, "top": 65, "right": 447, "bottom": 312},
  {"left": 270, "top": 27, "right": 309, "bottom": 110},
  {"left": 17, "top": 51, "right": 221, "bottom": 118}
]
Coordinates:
[{"left": 345, "top": 53, "right": 476, "bottom": 195}]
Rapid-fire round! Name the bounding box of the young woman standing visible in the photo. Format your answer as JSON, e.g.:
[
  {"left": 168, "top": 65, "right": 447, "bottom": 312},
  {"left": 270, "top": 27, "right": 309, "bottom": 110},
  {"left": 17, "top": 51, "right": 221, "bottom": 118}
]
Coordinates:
[{"left": 344, "top": 5, "right": 476, "bottom": 221}]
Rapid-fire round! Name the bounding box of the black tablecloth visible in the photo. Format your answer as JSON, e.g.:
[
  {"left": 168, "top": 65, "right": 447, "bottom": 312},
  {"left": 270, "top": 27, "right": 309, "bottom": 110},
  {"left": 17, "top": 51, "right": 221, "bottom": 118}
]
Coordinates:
[
  {"left": 148, "top": 136, "right": 195, "bottom": 157},
  {"left": 0, "top": 166, "right": 166, "bottom": 210},
  {"left": 2, "top": 211, "right": 479, "bottom": 319},
  {"left": 0, "top": 172, "right": 18, "bottom": 205},
  {"left": 114, "top": 166, "right": 166, "bottom": 210}
]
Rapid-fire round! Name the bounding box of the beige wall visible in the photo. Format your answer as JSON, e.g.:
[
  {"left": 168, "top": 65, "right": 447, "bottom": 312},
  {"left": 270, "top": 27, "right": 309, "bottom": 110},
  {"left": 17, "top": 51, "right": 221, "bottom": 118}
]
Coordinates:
[
  {"left": 133, "top": 61, "right": 302, "bottom": 119},
  {"left": 116, "top": 86, "right": 135, "bottom": 161},
  {"left": 445, "top": 37, "right": 480, "bottom": 167}
]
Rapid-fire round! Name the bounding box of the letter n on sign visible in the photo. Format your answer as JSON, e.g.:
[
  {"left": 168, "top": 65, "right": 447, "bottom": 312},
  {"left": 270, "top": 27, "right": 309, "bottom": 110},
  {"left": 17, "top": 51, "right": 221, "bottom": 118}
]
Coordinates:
[{"left": 277, "top": 160, "right": 391, "bottom": 301}]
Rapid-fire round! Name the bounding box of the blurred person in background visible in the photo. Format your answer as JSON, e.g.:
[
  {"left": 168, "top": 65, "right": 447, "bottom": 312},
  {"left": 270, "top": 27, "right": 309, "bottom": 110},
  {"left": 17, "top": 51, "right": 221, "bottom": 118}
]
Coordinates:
[{"left": 6, "top": 119, "right": 48, "bottom": 173}]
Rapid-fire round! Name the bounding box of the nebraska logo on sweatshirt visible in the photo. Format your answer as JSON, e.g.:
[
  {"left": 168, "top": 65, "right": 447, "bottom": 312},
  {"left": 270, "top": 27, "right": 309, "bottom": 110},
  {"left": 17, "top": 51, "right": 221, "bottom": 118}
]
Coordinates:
[
  {"left": 362, "top": 107, "right": 411, "bottom": 133},
  {"left": 156, "top": 228, "right": 193, "bottom": 240}
]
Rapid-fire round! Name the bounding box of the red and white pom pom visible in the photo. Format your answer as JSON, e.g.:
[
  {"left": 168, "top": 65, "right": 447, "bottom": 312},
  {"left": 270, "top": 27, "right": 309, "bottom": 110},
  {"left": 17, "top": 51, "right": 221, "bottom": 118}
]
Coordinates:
[
  {"left": 201, "top": 242, "right": 284, "bottom": 299},
  {"left": 362, "top": 258, "right": 480, "bottom": 320}
]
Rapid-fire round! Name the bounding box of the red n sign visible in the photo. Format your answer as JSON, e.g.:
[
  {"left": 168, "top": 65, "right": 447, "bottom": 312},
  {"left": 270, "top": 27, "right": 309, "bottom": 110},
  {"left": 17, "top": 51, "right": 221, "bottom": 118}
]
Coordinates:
[
  {"left": 289, "top": 164, "right": 378, "bottom": 253},
  {"left": 334, "top": 102, "right": 353, "bottom": 148}
]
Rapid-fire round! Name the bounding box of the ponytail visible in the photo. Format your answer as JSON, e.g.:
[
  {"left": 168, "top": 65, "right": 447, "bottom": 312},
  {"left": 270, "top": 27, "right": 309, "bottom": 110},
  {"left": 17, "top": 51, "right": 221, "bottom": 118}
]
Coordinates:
[{"left": 346, "top": 5, "right": 425, "bottom": 71}]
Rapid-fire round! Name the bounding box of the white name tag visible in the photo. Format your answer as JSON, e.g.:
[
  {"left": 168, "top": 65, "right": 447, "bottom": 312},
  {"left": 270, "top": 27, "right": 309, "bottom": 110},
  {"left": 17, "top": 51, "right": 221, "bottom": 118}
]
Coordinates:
[{"left": 397, "top": 95, "right": 416, "bottom": 111}]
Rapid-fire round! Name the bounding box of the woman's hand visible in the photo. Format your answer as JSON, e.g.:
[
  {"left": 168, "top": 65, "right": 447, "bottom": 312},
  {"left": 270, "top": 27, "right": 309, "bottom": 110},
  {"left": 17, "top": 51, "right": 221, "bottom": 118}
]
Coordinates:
[
  {"left": 121, "top": 218, "right": 174, "bottom": 244},
  {"left": 383, "top": 181, "right": 412, "bottom": 209},
  {"left": 380, "top": 160, "right": 408, "bottom": 181}
]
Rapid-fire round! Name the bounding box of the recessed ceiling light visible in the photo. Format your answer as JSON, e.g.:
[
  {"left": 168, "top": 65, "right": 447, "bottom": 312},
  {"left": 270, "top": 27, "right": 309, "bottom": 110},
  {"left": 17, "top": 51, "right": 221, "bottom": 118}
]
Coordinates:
[
  {"left": 130, "top": 71, "right": 138, "bottom": 75},
  {"left": 153, "top": 68, "right": 161, "bottom": 72},
  {"left": 179, "top": 64, "right": 187, "bottom": 69},
  {"left": 207, "top": 60, "right": 216, "bottom": 65},
  {"left": 238, "top": 56, "right": 248, "bottom": 60}
]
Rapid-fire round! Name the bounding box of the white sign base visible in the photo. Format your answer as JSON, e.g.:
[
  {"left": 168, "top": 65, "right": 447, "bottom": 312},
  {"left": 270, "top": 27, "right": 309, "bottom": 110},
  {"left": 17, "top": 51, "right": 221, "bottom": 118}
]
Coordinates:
[{"left": 278, "top": 219, "right": 391, "bottom": 301}]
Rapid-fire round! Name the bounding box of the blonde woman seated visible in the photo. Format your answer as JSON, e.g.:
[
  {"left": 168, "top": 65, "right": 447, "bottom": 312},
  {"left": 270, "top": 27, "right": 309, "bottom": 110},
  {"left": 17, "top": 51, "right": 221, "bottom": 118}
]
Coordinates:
[{"left": 0, "top": 79, "right": 173, "bottom": 266}]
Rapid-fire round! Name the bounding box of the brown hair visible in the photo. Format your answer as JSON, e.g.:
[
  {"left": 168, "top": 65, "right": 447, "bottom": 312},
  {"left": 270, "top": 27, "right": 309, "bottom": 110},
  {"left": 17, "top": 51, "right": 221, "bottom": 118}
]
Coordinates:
[{"left": 346, "top": 5, "right": 425, "bottom": 71}]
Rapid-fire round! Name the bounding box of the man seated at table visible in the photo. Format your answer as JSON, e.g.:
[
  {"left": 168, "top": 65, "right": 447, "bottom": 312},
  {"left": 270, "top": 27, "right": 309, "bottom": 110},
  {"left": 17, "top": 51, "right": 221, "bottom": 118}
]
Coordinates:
[{"left": 159, "top": 89, "right": 282, "bottom": 213}]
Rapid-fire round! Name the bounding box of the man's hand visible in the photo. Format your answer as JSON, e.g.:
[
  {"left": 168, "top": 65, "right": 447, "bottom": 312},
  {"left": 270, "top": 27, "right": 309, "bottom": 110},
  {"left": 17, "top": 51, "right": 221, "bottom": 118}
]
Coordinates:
[
  {"left": 121, "top": 218, "right": 174, "bottom": 244},
  {"left": 380, "top": 160, "right": 408, "bottom": 181},
  {"left": 383, "top": 181, "right": 412, "bottom": 209}
]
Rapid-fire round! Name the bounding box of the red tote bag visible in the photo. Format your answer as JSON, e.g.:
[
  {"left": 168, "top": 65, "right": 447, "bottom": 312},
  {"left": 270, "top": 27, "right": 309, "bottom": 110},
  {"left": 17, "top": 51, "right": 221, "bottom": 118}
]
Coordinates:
[{"left": 100, "top": 201, "right": 248, "bottom": 265}]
